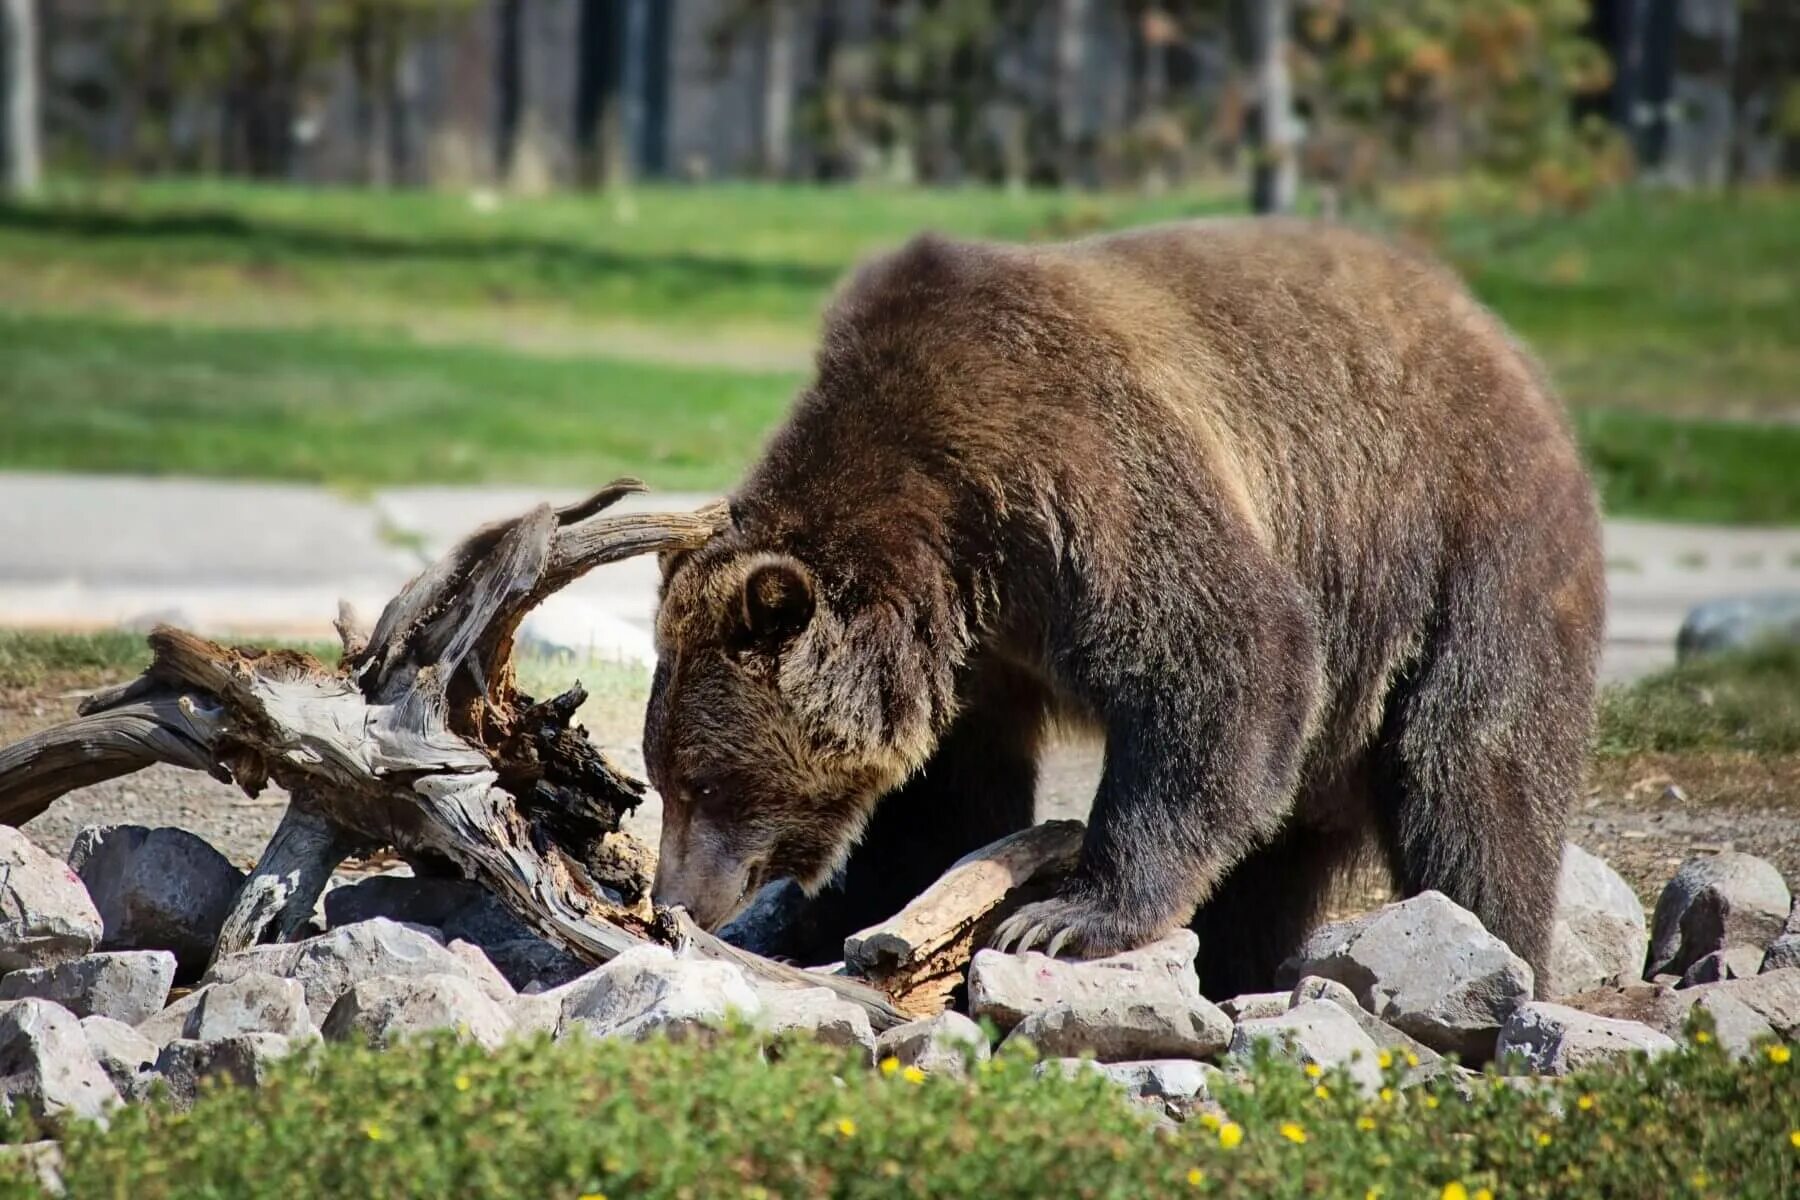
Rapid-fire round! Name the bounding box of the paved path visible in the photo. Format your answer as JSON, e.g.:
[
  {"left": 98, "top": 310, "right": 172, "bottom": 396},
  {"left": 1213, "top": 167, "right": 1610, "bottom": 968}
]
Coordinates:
[{"left": 4, "top": 471, "right": 1799, "bottom": 680}]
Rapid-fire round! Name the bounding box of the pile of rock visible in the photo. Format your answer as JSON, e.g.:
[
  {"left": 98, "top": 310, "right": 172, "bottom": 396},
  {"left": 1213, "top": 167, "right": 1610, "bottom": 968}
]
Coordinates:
[{"left": 1, "top": 818, "right": 1794, "bottom": 1141}]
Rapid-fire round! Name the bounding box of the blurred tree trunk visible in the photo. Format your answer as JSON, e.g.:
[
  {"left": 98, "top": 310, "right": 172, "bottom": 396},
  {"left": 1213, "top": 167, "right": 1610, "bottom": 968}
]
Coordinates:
[
  {"left": 760, "top": 0, "right": 794, "bottom": 178},
  {"left": 2, "top": 0, "right": 42, "bottom": 195},
  {"left": 495, "top": 0, "right": 523, "bottom": 179},
  {"left": 575, "top": 0, "right": 628, "bottom": 189},
  {"left": 1055, "top": 0, "right": 1089, "bottom": 185},
  {"left": 1248, "top": 0, "right": 1296, "bottom": 214}
]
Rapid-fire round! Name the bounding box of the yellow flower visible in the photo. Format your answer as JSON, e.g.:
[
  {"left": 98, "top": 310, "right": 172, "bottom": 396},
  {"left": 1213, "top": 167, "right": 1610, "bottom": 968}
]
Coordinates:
[
  {"left": 1424, "top": 1094, "right": 1440, "bottom": 1109},
  {"left": 1198, "top": 1112, "right": 1222, "bottom": 1131},
  {"left": 1577, "top": 1093, "right": 1595, "bottom": 1111},
  {"left": 1365, "top": 1191, "right": 1382, "bottom": 1200},
  {"left": 1404, "top": 1051, "right": 1420, "bottom": 1068},
  {"left": 362, "top": 1121, "right": 386, "bottom": 1142},
  {"left": 1441, "top": 1184, "right": 1469, "bottom": 1200},
  {"left": 577, "top": 1194, "right": 607, "bottom": 1200},
  {"left": 1304, "top": 1063, "right": 1324, "bottom": 1079},
  {"left": 1376, "top": 1050, "right": 1394, "bottom": 1070},
  {"left": 1691, "top": 1172, "right": 1710, "bottom": 1190},
  {"left": 1279, "top": 1122, "right": 1308, "bottom": 1145},
  {"left": 1314, "top": 1085, "right": 1331, "bottom": 1100},
  {"left": 453, "top": 1073, "right": 471, "bottom": 1093},
  {"left": 1218, "top": 1122, "right": 1244, "bottom": 1150},
  {"left": 1769, "top": 1044, "right": 1792, "bottom": 1065},
  {"left": 1475, "top": 1190, "right": 1493, "bottom": 1200},
  {"left": 1379, "top": 1087, "right": 1396, "bottom": 1104},
  {"left": 835, "top": 1118, "right": 857, "bottom": 1138},
  {"left": 1790, "top": 1129, "right": 1800, "bottom": 1149},
  {"left": 1694, "top": 1029, "right": 1713, "bottom": 1045},
  {"left": 879, "top": 1056, "right": 900, "bottom": 1076},
  {"left": 1186, "top": 1167, "right": 1205, "bottom": 1187},
  {"left": 1356, "top": 1115, "right": 1378, "bottom": 1132},
  {"left": 1536, "top": 1131, "right": 1553, "bottom": 1147},
  {"left": 902, "top": 1065, "right": 927, "bottom": 1085}
]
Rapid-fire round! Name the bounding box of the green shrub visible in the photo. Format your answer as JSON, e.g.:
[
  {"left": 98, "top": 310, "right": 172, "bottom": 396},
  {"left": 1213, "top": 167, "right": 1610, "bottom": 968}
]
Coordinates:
[{"left": 2, "top": 1024, "right": 1794, "bottom": 1199}]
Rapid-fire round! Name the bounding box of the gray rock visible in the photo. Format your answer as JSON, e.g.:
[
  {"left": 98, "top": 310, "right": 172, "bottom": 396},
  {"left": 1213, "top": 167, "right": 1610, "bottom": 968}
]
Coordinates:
[
  {"left": 1288, "top": 976, "right": 1443, "bottom": 1072},
  {"left": 78, "top": 1015, "right": 158, "bottom": 1102},
  {"left": 1679, "top": 945, "right": 1765, "bottom": 987},
  {"left": 1099, "top": 1059, "right": 1218, "bottom": 1120},
  {"left": 0, "top": 951, "right": 175, "bottom": 1025},
  {"left": 1646, "top": 853, "right": 1791, "bottom": 979},
  {"left": 153, "top": 1033, "right": 296, "bottom": 1107},
  {"left": 1677, "top": 592, "right": 1800, "bottom": 661},
  {"left": 0, "top": 1140, "right": 63, "bottom": 1194},
  {"left": 0, "top": 998, "right": 120, "bottom": 1122},
  {"left": 68, "top": 825, "right": 244, "bottom": 976},
  {"left": 1277, "top": 891, "right": 1533, "bottom": 1061},
  {"left": 755, "top": 987, "right": 876, "bottom": 1060},
  {"left": 1760, "top": 901, "right": 1800, "bottom": 974},
  {"left": 1496, "top": 1002, "right": 1677, "bottom": 1075},
  {"left": 204, "top": 918, "right": 510, "bottom": 1021},
  {"left": 444, "top": 939, "right": 517, "bottom": 998},
  {"left": 1691, "top": 991, "right": 1778, "bottom": 1058},
  {"left": 1710, "top": 967, "right": 1800, "bottom": 1037},
  {"left": 1006, "top": 992, "right": 1232, "bottom": 1063},
  {"left": 716, "top": 879, "right": 814, "bottom": 958},
  {"left": 1219, "top": 992, "right": 1290, "bottom": 1022},
  {"left": 1561, "top": 973, "right": 1792, "bottom": 1056},
  {"left": 1227, "top": 999, "right": 1383, "bottom": 1093},
  {"left": 874, "top": 1012, "right": 990, "bottom": 1077},
  {"left": 138, "top": 972, "right": 316, "bottom": 1046},
  {"left": 967, "top": 930, "right": 1202, "bottom": 1033},
  {"left": 1544, "top": 844, "right": 1648, "bottom": 998},
  {"left": 474, "top": 938, "right": 591, "bottom": 991},
  {"left": 559, "top": 946, "right": 762, "bottom": 1041},
  {"left": 321, "top": 973, "right": 514, "bottom": 1051},
  {"left": 0, "top": 827, "right": 102, "bottom": 974},
  {"left": 323, "top": 874, "right": 537, "bottom": 950}
]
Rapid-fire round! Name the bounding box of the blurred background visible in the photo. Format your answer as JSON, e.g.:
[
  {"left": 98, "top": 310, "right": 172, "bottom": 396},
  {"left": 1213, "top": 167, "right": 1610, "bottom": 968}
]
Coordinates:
[{"left": 0, "top": 2, "right": 1796, "bottom": 887}]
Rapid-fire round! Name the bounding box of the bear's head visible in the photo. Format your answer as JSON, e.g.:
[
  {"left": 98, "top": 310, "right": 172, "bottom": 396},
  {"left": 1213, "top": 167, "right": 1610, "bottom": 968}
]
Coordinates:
[{"left": 644, "top": 515, "right": 958, "bottom": 930}]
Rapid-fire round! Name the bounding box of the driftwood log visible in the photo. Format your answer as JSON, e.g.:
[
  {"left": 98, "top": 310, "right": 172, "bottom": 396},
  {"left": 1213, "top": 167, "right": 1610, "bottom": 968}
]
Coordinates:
[
  {"left": 0, "top": 481, "right": 1072, "bottom": 1027},
  {"left": 843, "top": 820, "right": 1085, "bottom": 1016}
]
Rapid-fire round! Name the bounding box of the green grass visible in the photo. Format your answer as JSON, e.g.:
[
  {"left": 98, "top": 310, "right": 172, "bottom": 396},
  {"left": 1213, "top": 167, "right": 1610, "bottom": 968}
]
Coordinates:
[
  {"left": 0, "top": 311, "right": 799, "bottom": 491},
  {"left": 0, "top": 630, "right": 161, "bottom": 689},
  {"left": 4, "top": 1023, "right": 1794, "bottom": 1199},
  {"left": 1436, "top": 188, "right": 1800, "bottom": 416},
  {"left": 2, "top": 179, "right": 1796, "bottom": 518},
  {"left": 1596, "top": 643, "right": 1800, "bottom": 757},
  {"left": 0, "top": 179, "right": 1230, "bottom": 337},
  {"left": 0, "top": 179, "right": 1792, "bottom": 413},
  {"left": 4, "top": 308, "right": 1797, "bottom": 520}
]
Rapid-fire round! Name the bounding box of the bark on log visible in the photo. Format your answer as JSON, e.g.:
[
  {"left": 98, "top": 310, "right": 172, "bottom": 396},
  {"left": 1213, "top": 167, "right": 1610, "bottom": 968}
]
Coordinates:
[
  {"left": 0, "top": 480, "right": 906, "bottom": 1029},
  {"left": 843, "top": 819, "right": 1085, "bottom": 1015}
]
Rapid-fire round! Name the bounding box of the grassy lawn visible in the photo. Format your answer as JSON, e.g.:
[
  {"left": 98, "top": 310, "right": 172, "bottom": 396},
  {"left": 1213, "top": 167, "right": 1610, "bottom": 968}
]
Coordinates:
[
  {"left": 3, "top": 307, "right": 1797, "bottom": 520},
  {"left": 2, "top": 180, "right": 1796, "bottom": 519},
  {"left": 0, "top": 310, "right": 798, "bottom": 491}
]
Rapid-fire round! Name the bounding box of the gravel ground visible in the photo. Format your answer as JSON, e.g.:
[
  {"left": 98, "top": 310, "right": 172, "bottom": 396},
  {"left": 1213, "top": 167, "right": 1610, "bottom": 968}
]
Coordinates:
[{"left": 9, "top": 684, "right": 1795, "bottom": 908}]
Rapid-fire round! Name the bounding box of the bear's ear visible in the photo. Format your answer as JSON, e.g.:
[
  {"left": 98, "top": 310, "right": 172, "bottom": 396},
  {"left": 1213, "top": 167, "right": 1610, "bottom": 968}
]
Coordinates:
[{"left": 739, "top": 557, "right": 815, "bottom": 650}]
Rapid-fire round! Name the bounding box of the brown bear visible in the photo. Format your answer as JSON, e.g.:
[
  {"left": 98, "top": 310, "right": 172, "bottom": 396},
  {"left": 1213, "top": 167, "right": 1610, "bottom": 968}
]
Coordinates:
[{"left": 644, "top": 218, "right": 1604, "bottom": 997}]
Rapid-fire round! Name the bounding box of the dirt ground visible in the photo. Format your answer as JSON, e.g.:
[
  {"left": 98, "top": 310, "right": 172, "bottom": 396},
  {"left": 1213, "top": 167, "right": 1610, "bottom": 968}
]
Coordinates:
[{"left": 8, "top": 677, "right": 1797, "bottom": 910}]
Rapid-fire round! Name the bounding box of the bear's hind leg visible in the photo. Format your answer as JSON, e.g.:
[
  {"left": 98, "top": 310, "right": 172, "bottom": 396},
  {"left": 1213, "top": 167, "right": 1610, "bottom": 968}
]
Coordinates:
[{"left": 1370, "top": 533, "right": 1601, "bottom": 991}]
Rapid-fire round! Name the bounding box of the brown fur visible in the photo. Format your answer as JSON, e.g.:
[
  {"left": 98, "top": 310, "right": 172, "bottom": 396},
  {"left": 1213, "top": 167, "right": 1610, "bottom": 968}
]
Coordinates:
[{"left": 644, "top": 219, "right": 1604, "bottom": 996}]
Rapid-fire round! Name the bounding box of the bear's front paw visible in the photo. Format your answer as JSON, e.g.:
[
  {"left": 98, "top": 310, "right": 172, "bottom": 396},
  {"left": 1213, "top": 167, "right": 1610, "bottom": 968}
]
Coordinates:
[{"left": 989, "top": 894, "right": 1157, "bottom": 959}]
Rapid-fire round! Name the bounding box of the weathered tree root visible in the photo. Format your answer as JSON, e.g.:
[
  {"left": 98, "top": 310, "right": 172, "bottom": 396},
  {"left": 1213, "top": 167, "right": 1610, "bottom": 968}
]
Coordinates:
[{"left": 0, "top": 481, "right": 909, "bottom": 1027}]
